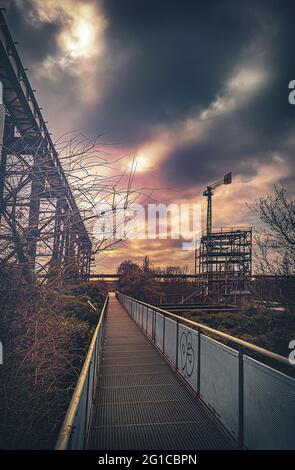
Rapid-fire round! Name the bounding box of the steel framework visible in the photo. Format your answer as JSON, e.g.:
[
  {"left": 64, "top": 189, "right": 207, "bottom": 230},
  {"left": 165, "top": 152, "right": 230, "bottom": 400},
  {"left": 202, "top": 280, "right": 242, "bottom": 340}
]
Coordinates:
[
  {"left": 195, "top": 227, "right": 252, "bottom": 299},
  {"left": 0, "top": 10, "right": 92, "bottom": 281}
]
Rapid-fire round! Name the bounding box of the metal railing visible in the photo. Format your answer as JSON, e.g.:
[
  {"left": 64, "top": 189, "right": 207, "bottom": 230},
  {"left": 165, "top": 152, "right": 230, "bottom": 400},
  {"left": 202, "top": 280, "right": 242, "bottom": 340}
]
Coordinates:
[
  {"left": 55, "top": 295, "right": 109, "bottom": 450},
  {"left": 117, "top": 292, "right": 295, "bottom": 450}
]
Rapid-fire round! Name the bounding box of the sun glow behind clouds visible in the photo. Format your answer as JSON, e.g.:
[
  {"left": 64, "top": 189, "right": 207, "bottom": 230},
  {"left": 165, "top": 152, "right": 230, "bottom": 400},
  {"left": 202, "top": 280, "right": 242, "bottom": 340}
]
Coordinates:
[
  {"left": 34, "top": 1, "right": 107, "bottom": 105},
  {"left": 65, "top": 18, "right": 96, "bottom": 58},
  {"left": 28, "top": 1, "right": 106, "bottom": 61},
  {"left": 60, "top": 5, "right": 106, "bottom": 59},
  {"left": 129, "top": 154, "right": 153, "bottom": 173}
]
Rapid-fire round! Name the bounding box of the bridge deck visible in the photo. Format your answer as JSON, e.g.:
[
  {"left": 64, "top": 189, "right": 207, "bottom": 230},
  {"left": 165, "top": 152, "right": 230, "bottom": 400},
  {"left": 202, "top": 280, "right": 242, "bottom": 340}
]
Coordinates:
[{"left": 88, "top": 294, "right": 235, "bottom": 450}]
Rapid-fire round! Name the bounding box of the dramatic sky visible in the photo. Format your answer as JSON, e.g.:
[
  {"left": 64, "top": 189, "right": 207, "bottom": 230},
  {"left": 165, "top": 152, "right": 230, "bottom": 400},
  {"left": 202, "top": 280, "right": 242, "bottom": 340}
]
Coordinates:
[{"left": 3, "top": 0, "right": 295, "bottom": 272}]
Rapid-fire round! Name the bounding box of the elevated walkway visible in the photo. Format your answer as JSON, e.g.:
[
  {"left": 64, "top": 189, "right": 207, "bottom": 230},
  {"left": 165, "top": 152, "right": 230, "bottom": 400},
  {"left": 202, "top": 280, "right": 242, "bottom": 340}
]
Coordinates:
[
  {"left": 87, "top": 294, "right": 234, "bottom": 450},
  {"left": 56, "top": 293, "right": 295, "bottom": 451}
]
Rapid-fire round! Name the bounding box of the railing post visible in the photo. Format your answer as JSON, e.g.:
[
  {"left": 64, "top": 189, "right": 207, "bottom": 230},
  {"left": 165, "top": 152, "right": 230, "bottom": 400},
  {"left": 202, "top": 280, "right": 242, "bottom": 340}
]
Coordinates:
[
  {"left": 176, "top": 320, "right": 179, "bottom": 369},
  {"left": 141, "top": 304, "right": 143, "bottom": 330},
  {"left": 153, "top": 309, "right": 156, "bottom": 342},
  {"left": 197, "top": 328, "right": 201, "bottom": 396},
  {"left": 92, "top": 340, "right": 97, "bottom": 398},
  {"left": 83, "top": 365, "right": 91, "bottom": 448},
  {"left": 238, "top": 351, "right": 244, "bottom": 449},
  {"left": 163, "top": 314, "right": 166, "bottom": 354}
]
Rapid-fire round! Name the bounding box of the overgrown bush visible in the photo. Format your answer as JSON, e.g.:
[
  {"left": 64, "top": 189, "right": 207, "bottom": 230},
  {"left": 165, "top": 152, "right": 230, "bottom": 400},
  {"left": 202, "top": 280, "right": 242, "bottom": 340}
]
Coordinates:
[
  {"left": 67, "top": 281, "right": 108, "bottom": 307},
  {"left": 118, "top": 260, "right": 163, "bottom": 303},
  {"left": 0, "top": 264, "right": 107, "bottom": 449}
]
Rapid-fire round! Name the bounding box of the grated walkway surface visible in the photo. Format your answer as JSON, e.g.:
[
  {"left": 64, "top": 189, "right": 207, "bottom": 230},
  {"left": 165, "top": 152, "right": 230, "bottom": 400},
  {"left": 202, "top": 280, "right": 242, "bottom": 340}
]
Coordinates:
[{"left": 88, "top": 294, "right": 235, "bottom": 450}]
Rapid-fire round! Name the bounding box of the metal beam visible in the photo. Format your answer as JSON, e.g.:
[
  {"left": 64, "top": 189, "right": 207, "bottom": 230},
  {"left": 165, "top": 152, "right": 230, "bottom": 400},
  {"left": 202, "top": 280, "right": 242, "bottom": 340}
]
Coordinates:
[{"left": 0, "top": 10, "right": 92, "bottom": 281}]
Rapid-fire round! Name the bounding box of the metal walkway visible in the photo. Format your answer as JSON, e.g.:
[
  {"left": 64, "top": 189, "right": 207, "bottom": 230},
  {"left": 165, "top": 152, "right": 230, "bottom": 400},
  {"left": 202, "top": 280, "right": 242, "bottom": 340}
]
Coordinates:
[{"left": 88, "top": 294, "right": 234, "bottom": 450}]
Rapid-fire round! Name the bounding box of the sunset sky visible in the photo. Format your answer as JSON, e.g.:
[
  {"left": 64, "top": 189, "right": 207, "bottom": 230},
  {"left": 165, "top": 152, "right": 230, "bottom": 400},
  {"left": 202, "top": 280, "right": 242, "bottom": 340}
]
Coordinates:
[{"left": 3, "top": 0, "right": 295, "bottom": 272}]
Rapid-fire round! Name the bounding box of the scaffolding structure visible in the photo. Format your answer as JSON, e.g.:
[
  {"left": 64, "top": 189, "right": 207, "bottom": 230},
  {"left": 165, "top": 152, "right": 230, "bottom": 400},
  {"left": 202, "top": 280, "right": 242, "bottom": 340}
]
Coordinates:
[{"left": 195, "top": 227, "right": 252, "bottom": 299}]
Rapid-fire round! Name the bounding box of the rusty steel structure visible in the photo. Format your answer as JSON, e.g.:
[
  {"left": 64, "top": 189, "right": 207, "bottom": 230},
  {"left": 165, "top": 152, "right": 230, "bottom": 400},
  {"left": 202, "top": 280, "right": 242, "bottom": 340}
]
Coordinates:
[
  {"left": 193, "top": 173, "right": 253, "bottom": 300},
  {"left": 0, "top": 10, "right": 92, "bottom": 281},
  {"left": 195, "top": 227, "right": 252, "bottom": 299}
]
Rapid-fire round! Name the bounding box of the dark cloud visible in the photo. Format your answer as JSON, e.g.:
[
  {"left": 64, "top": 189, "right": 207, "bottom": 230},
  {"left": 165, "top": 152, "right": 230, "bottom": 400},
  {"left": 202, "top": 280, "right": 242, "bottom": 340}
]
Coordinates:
[
  {"left": 90, "top": 0, "right": 294, "bottom": 185},
  {"left": 1, "top": 1, "right": 88, "bottom": 125},
  {"left": 3, "top": 0, "right": 295, "bottom": 188},
  {"left": 86, "top": 0, "right": 261, "bottom": 142},
  {"left": 2, "top": 0, "right": 64, "bottom": 65},
  {"left": 162, "top": 76, "right": 295, "bottom": 186}
]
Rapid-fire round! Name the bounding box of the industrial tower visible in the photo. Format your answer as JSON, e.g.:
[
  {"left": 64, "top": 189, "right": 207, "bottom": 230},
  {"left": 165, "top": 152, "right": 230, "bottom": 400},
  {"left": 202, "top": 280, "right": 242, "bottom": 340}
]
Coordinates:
[{"left": 195, "top": 172, "right": 252, "bottom": 302}]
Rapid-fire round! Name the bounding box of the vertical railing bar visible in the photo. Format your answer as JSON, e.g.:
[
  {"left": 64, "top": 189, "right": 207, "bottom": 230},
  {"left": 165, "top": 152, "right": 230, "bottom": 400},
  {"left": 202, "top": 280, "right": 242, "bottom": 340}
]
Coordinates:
[
  {"left": 142, "top": 304, "right": 144, "bottom": 330},
  {"left": 98, "top": 324, "right": 102, "bottom": 356},
  {"left": 83, "top": 366, "right": 91, "bottom": 448},
  {"left": 142, "top": 303, "right": 144, "bottom": 330},
  {"left": 238, "top": 351, "right": 244, "bottom": 449},
  {"left": 197, "top": 328, "right": 201, "bottom": 396},
  {"left": 92, "top": 340, "right": 97, "bottom": 399},
  {"left": 176, "top": 320, "right": 179, "bottom": 370},
  {"left": 163, "top": 314, "right": 166, "bottom": 354}
]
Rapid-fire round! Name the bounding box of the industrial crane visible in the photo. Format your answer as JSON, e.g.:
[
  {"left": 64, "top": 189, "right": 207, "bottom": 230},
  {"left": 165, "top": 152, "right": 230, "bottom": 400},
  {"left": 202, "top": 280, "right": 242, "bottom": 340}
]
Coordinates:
[{"left": 203, "top": 172, "right": 232, "bottom": 235}]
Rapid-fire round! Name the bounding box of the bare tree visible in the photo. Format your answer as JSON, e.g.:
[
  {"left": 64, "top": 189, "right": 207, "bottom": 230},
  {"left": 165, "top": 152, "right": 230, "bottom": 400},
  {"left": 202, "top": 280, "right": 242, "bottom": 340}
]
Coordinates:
[
  {"left": 0, "top": 131, "right": 152, "bottom": 286},
  {"left": 250, "top": 185, "right": 295, "bottom": 276},
  {"left": 249, "top": 185, "right": 295, "bottom": 304}
]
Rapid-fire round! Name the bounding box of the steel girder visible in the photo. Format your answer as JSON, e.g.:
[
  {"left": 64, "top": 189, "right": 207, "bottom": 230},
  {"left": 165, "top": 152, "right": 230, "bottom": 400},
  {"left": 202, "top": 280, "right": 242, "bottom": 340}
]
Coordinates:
[{"left": 0, "top": 10, "right": 91, "bottom": 281}]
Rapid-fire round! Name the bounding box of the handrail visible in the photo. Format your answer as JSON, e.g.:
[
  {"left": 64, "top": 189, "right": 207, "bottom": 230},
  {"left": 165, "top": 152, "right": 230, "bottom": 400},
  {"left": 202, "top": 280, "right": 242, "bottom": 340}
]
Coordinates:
[
  {"left": 118, "top": 293, "right": 292, "bottom": 367},
  {"left": 55, "top": 295, "right": 109, "bottom": 450}
]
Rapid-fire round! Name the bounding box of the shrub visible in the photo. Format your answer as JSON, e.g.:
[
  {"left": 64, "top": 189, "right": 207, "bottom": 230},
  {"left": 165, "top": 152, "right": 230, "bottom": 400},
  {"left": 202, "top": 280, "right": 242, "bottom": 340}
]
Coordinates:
[{"left": 0, "top": 266, "right": 106, "bottom": 449}]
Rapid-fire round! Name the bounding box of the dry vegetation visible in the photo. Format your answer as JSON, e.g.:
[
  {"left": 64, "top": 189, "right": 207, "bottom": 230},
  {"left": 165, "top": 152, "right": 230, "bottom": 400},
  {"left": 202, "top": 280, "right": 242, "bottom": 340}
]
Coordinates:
[
  {"left": 0, "top": 265, "right": 107, "bottom": 449},
  {"left": 182, "top": 304, "right": 295, "bottom": 359},
  {"left": 117, "top": 260, "right": 163, "bottom": 304}
]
